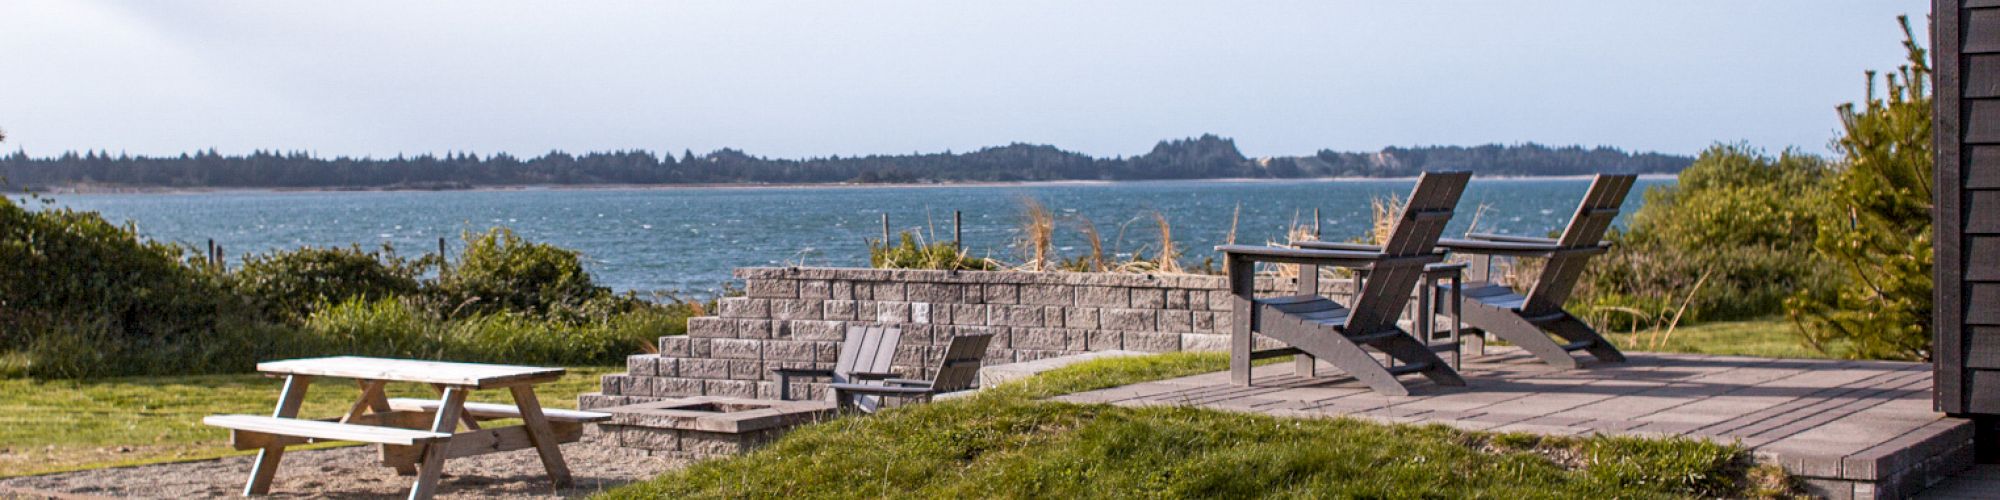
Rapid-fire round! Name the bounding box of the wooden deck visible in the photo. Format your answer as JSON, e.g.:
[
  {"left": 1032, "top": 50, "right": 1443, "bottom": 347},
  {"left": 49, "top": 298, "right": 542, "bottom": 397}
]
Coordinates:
[{"left": 1054, "top": 347, "right": 1974, "bottom": 500}]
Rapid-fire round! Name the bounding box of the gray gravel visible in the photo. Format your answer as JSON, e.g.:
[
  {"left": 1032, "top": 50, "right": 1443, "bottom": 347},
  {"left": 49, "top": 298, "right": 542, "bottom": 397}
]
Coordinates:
[{"left": 0, "top": 438, "right": 682, "bottom": 499}]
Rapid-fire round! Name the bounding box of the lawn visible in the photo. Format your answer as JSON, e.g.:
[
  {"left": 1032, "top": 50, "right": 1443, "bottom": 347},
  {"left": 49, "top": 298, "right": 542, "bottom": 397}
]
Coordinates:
[
  {"left": 1607, "top": 317, "right": 1850, "bottom": 359},
  {"left": 0, "top": 366, "right": 618, "bottom": 478},
  {"left": 599, "top": 352, "right": 1792, "bottom": 499}
]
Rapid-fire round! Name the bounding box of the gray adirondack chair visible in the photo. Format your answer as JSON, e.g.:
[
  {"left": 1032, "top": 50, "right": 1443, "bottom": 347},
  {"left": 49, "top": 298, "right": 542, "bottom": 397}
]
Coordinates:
[
  {"left": 1435, "top": 174, "right": 1635, "bottom": 368},
  {"left": 829, "top": 333, "right": 995, "bottom": 412},
  {"left": 772, "top": 326, "right": 902, "bottom": 407},
  {"left": 1216, "top": 171, "right": 1472, "bottom": 396}
]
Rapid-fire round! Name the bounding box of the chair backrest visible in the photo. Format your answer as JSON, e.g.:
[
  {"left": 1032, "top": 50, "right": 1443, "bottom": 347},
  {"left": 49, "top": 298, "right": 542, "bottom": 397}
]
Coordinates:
[
  {"left": 1343, "top": 171, "right": 1472, "bottom": 333},
  {"left": 1520, "top": 174, "right": 1636, "bottom": 313},
  {"left": 832, "top": 326, "right": 902, "bottom": 384},
  {"left": 928, "top": 333, "right": 995, "bottom": 392}
]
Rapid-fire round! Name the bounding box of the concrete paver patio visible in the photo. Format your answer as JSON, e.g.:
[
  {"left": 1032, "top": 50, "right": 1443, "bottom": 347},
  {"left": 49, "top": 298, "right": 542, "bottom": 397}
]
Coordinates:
[{"left": 1054, "top": 347, "right": 1973, "bottom": 500}]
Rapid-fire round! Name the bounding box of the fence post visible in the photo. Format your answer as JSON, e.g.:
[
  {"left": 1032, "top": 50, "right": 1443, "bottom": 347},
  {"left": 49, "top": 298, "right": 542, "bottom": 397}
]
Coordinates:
[
  {"left": 953, "top": 210, "right": 962, "bottom": 250},
  {"left": 880, "top": 213, "right": 890, "bottom": 244}
]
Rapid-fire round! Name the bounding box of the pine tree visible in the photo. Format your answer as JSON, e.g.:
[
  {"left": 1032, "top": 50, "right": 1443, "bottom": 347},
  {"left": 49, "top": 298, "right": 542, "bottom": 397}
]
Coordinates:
[{"left": 1786, "top": 16, "right": 1934, "bottom": 360}]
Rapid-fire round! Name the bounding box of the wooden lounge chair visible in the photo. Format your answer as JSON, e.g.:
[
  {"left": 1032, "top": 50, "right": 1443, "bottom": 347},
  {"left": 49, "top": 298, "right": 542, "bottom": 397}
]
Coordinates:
[
  {"left": 1217, "top": 172, "right": 1472, "bottom": 396},
  {"left": 829, "top": 333, "right": 995, "bottom": 412},
  {"left": 772, "top": 326, "right": 902, "bottom": 409},
  {"left": 1434, "top": 174, "right": 1636, "bottom": 368}
]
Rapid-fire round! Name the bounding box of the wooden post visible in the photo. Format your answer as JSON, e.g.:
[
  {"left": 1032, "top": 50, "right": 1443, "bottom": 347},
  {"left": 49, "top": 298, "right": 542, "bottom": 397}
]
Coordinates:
[
  {"left": 1227, "top": 253, "right": 1255, "bottom": 386},
  {"left": 953, "top": 210, "right": 962, "bottom": 250},
  {"left": 1313, "top": 208, "right": 1321, "bottom": 238},
  {"left": 244, "top": 375, "right": 313, "bottom": 495},
  {"left": 880, "top": 213, "right": 890, "bottom": 244}
]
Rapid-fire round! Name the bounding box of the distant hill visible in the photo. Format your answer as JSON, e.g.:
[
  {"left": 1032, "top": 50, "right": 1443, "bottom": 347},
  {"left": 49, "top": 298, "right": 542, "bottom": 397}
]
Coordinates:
[{"left": 0, "top": 135, "right": 1690, "bottom": 190}]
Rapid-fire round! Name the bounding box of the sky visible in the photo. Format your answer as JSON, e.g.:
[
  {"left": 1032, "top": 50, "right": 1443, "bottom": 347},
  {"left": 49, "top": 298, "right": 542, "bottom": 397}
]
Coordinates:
[{"left": 0, "top": 1, "right": 1935, "bottom": 160}]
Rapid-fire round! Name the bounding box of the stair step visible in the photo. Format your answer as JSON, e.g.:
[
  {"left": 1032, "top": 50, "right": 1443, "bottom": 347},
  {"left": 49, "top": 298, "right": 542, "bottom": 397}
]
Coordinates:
[
  {"left": 1384, "top": 362, "right": 1432, "bottom": 376},
  {"left": 1560, "top": 340, "right": 1595, "bottom": 351}
]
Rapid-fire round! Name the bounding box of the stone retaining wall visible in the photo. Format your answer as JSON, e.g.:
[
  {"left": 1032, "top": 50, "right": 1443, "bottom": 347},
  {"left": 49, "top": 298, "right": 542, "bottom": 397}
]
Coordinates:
[{"left": 583, "top": 267, "right": 1321, "bottom": 408}]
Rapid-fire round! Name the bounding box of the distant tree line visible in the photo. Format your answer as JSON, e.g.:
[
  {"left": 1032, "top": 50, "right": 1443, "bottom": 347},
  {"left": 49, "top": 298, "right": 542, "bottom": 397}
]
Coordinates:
[{"left": 0, "top": 134, "right": 1691, "bottom": 190}]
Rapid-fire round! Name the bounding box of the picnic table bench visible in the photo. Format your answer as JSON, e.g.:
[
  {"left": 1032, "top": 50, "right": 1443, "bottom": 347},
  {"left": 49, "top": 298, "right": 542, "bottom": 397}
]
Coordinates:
[{"left": 203, "top": 356, "right": 610, "bottom": 499}]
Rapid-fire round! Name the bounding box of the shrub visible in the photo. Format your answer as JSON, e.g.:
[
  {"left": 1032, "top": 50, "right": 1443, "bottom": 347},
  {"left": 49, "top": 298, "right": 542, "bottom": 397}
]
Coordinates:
[
  {"left": 1574, "top": 145, "right": 1836, "bottom": 326},
  {"left": 433, "top": 227, "right": 608, "bottom": 318},
  {"left": 1787, "top": 17, "right": 1934, "bottom": 361},
  {"left": 0, "top": 198, "right": 310, "bottom": 377},
  {"left": 870, "top": 231, "right": 999, "bottom": 271},
  {"left": 302, "top": 297, "right": 673, "bottom": 366},
  {"left": 232, "top": 245, "right": 420, "bottom": 323}
]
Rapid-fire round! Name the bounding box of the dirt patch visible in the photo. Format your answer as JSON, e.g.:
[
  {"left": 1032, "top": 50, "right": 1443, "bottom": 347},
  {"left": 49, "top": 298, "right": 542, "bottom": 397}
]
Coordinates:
[{"left": 0, "top": 437, "right": 679, "bottom": 499}]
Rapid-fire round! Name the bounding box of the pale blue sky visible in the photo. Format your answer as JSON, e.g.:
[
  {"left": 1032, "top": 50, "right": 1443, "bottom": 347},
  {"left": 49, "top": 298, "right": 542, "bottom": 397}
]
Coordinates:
[{"left": 0, "top": 1, "right": 1932, "bottom": 159}]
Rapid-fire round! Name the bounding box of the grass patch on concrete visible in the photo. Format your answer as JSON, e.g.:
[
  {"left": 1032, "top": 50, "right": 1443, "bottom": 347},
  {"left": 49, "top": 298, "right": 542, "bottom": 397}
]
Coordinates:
[
  {"left": 601, "top": 353, "right": 1789, "bottom": 499},
  {"left": 0, "top": 366, "right": 617, "bottom": 478},
  {"left": 1611, "top": 317, "right": 1848, "bottom": 359}
]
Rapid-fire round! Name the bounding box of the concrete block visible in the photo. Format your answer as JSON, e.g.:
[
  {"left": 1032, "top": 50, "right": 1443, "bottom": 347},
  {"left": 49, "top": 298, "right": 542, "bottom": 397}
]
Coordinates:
[
  {"left": 823, "top": 300, "right": 858, "bottom": 321},
  {"left": 765, "top": 341, "right": 816, "bottom": 362},
  {"left": 627, "top": 355, "right": 658, "bottom": 377},
  {"left": 770, "top": 299, "right": 822, "bottom": 320},
  {"left": 1078, "top": 286, "right": 1130, "bottom": 307},
  {"left": 1125, "top": 332, "right": 1180, "bottom": 352},
  {"left": 727, "top": 359, "right": 766, "bottom": 380},
  {"left": 1130, "top": 288, "right": 1166, "bottom": 308},
  {"left": 949, "top": 303, "right": 988, "bottom": 325},
  {"left": 1066, "top": 308, "right": 1100, "bottom": 330},
  {"left": 873, "top": 282, "right": 907, "bottom": 301},
  {"left": 681, "top": 358, "right": 732, "bottom": 379},
  {"left": 718, "top": 297, "right": 769, "bottom": 319},
  {"left": 747, "top": 279, "right": 798, "bottom": 298},
  {"left": 984, "top": 284, "right": 1019, "bottom": 304},
  {"left": 907, "top": 282, "right": 961, "bottom": 303},
  {"left": 736, "top": 319, "right": 774, "bottom": 340},
  {"left": 877, "top": 302, "right": 912, "bottom": 323},
  {"left": 788, "top": 320, "right": 845, "bottom": 341},
  {"left": 831, "top": 281, "right": 855, "bottom": 300},
  {"left": 655, "top": 377, "right": 704, "bottom": 397},
  {"left": 687, "top": 317, "right": 735, "bottom": 338},
  {"left": 1020, "top": 284, "right": 1074, "bottom": 305},
  {"left": 1160, "top": 310, "right": 1194, "bottom": 333},
  {"left": 1102, "top": 309, "right": 1157, "bottom": 332},
  {"left": 991, "top": 305, "right": 1044, "bottom": 327},
  {"left": 711, "top": 339, "right": 762, "bottom": 360},
  {"left": 658, "top": 336, "right": 692, "bottom": 357},
  {"left": 798, "top": 280, "right": 832, "bottom": 299},
  {"left": 1182, "top": 333, "right": 1229, "bottom": 352},
  {"left": 1013, "top": 328, "right": 1070, "bottom": 350},
  {"left": 1043, "top": 306, "right": 1066, "bottom": 327},
  {"left": 705, "top": 380, "right": 759, "bottom": 399},
  {"left": 1166, "top": 289, "right": 1191, "bottom": 309},
  {"left": 1086, "top": 329, "right": 1123, "bottom": 350},
  {"left": 912, "top": 302, "right": 932, "bottom": 324}
]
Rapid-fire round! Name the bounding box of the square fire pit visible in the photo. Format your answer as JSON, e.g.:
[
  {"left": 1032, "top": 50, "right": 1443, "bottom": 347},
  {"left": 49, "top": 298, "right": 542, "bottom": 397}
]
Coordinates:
[{"left": 596, "top": 396, "right": 837, "bottom": 459}]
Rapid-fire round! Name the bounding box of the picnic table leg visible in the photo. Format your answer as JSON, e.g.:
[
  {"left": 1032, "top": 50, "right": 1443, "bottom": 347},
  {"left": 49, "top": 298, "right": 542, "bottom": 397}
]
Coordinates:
[
  {"left": 430, "top": 384, "right": 482, "bottom": 431},
  {"left": 348, "top": 380, "right": 421, "bottom": 476},
  {"left": 509, "top": 386, "right": 574, "bottom": 488},
  {"left": 244, "top": 374, "right": 313, "bottom": 496},
  {"left": 409, "top": 386, "right": 467, "bottom": 500}
]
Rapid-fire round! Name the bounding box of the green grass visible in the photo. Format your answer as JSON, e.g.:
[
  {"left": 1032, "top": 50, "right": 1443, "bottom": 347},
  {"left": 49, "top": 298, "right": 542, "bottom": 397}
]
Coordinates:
[
  {"left": 0, "top": 366, "right": 618, "bottom": 478},
  {"left": 600, "top": 352, "right": 1788, "bottom": 499},
  {"left": 1607, "top": 317, "right": 1849, "bottom": 359}
]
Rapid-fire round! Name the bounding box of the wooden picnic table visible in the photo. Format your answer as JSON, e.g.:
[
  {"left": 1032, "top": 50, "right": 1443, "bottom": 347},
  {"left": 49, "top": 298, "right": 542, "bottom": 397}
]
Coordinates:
[{"left": 203, "top": 357, "right": 609, "bottom": 499}]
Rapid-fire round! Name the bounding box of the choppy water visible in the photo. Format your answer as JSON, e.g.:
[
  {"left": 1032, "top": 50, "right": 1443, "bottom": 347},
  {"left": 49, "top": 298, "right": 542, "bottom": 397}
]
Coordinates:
[{"left": 42, "top": 177, "right": 1670, "bottom": 296}]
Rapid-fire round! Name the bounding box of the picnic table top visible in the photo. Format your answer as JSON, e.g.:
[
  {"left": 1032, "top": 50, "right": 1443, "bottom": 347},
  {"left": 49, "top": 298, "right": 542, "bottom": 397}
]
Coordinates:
[{"left": 257, "top": 356, "right": 565, "bottom": 389}]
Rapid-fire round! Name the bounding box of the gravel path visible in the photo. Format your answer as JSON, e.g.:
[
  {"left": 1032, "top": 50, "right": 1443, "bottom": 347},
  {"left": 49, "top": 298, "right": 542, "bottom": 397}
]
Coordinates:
[{"left": 0, "top": 438, "right": 682, "bottom": 499}]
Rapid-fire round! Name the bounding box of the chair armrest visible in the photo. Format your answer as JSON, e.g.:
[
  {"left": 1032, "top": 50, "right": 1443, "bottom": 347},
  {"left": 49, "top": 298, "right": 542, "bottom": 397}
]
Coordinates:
[
  {"left": 885, "top": 378, "right": 934, "bottom": 387},
  {"left": 1437, "top": 238, "right": 1610, "bottom": 258},
  {"left": 1293, "top": 241, "right": 1382, "bottom": 252},
  {"left": 829, "top": 382, "right": 935, "bottom": 396},
  {"left": 1464, "top": 232, "right": 1557, "bottom": 244},
  {"left": 771, "top": 368, "right": 833, "bottom": 380},
  {"left": 1215, "top": 245, "right": 1390, "bottom": 268},
  {"left": 849, "top": 371, "right": 903, "bottom": 381}
]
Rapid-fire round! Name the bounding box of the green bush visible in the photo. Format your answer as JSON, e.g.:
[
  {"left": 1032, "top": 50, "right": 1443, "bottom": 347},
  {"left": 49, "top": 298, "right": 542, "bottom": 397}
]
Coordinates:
[
  {"left": 870, "top": 231, "right": 999, "bottom": 271},
  {"left": 433, "top": 227, "right": 608, "bottom": 318},
  {"left": 232, "top": 245, "right": 420, "bottom": 323},
  {"left": 1574, "top": 145, "right": 1836, "bottom": 327},
  {"left": 0, "top": 198, "right": 309, "bottom": 377},
  {"left": 302, "top": 297, "right": 674, "bottom": 366}
]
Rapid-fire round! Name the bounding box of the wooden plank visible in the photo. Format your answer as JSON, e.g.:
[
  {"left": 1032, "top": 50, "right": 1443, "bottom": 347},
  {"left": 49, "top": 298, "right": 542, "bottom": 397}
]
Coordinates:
[
  {"left": 1972, "top": 55, "right": 2000, "bottom": 98},
  {"left": 1970, "top": 146, "right": 2000, "bottom": 188},
  {"left": 1972, "top": 327, "right": 2000, "bottom": 369},
  {"left": 510, "top": 386, "right": 574, "bottom": 487},
  {"left": 243, "top": 374, "right": 311, "bottom": 496},
  {"left": 1939, "top": 0, "right": 1970, "bottom": 414},
  {"left": 257, "top": 357, "right": 563, "bottom": 389},
  {"left": 383, "top": 398, "right": 610, "bottom": 423},
  {"left": 1971, "top": 283, "right": 2000, "bottom": 325},
  {"left": 206, "top": 415, "right": 452, "bottom": 446},
  {"left": 1971, "top": 370, "right": 2000, "bottom": 413},
  {"left": 228, "top": 411, "right": 435, "bottom": 449},
  {"left": 343, "top": 380, "right": 388, "bottom": 424},
  {"left": 409, "top": 387, "right": 467, "bottom": 500},
  {"left": 1970, "top": 101, "right": 2000, "bottom": 144},
  {"left": 381, "top": 421, "right": 584, "bottom": 467},
  {"left": 1970, "top": 8, "right": 2000, "bottom": 54}
]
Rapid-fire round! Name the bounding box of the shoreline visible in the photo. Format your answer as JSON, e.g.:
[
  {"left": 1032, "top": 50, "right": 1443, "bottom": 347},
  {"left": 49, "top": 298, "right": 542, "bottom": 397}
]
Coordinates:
[{"left": 37, "top": 173, "right": 1678, "bottom": 195}]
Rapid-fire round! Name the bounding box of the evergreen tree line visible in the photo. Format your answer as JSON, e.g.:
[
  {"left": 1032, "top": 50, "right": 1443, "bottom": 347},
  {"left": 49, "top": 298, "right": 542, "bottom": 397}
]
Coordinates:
[{"left": 0, "top": 134, "right": 1691, "bottom": 190}]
